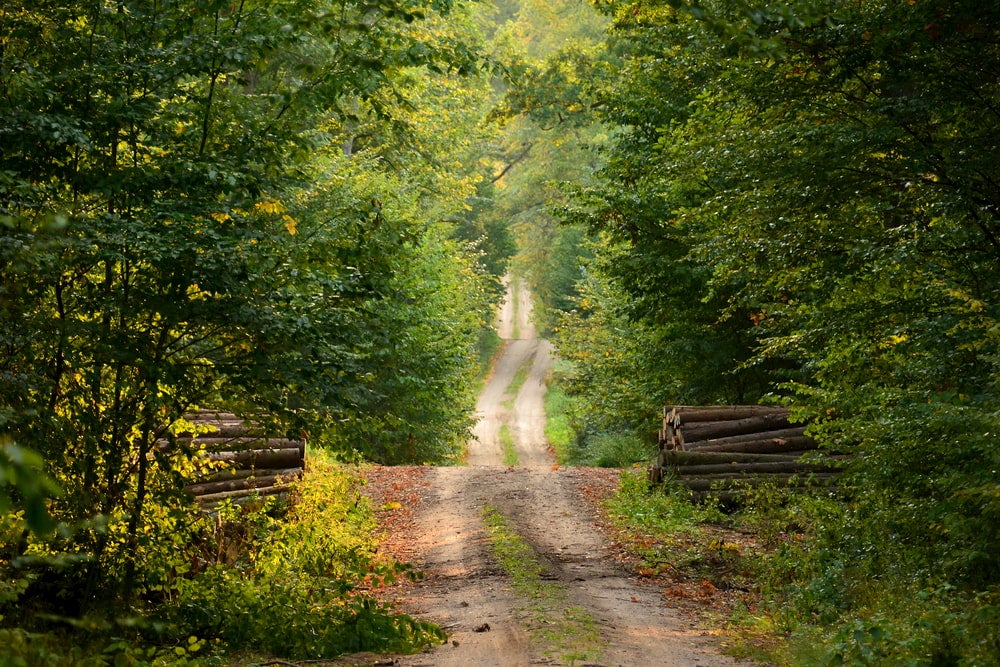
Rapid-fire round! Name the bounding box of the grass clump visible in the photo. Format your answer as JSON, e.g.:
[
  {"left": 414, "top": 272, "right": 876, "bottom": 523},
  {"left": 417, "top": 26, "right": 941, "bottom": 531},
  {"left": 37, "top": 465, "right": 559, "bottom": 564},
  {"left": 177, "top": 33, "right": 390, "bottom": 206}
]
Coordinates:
[
  {"left": 577, "top": 432, "right": 654, "bottom": 468},
  {"left": 544, "top": 380, "right": 577, "bottom": 465},
  {"left": 499, "top": 425, "right": 519, "bottom": 466}
]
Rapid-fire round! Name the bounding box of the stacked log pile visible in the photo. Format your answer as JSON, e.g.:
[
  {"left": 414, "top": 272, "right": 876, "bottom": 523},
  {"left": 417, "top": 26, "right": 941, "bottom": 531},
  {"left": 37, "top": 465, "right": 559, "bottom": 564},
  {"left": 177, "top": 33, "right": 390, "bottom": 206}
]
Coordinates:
[
  {"left": 161, "top": 411, "right": 306, "bottom": 510},
  {"left": 652, "top": 405, "right": 841, "bottom": 500}
]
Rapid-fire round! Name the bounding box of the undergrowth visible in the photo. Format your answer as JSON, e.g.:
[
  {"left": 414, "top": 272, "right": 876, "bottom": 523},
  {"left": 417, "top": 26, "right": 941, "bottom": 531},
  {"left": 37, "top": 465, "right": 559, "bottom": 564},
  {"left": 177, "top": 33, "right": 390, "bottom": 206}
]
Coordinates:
[
  {"left": 0, "top": 453, "right": 443, "bottom": 665},
  {"left": 543, "top": 379, "right": 576, "bottom": 465},
  {"left": 605, "top": 472, "right": 1000, "bottom": 666},
  {"left": 543, "top": 365, "right": 652, "bottom": 468},
  {"left": 500, "top": 425, "right": 519, "bottom": 466}
]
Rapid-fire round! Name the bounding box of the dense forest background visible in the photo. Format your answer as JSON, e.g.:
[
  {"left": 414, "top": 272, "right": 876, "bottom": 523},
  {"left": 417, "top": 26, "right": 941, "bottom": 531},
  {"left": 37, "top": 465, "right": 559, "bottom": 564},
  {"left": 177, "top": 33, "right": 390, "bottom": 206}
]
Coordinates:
[{"left": 2, "top": 0, "right": 998, "bottom": 664}]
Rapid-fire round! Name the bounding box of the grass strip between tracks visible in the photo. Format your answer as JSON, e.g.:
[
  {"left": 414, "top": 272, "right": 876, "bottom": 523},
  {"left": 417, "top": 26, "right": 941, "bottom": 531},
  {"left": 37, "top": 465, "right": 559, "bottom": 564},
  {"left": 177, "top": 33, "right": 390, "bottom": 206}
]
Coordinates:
[
  {"left": 499, "top": 425, "right": 519, "bottom": 466},
  {"left": 482, "top": 504, "right": 601, "bottom": 665},
  {"left": 501, "top": 360, "right": 532, "bottom": 411}
]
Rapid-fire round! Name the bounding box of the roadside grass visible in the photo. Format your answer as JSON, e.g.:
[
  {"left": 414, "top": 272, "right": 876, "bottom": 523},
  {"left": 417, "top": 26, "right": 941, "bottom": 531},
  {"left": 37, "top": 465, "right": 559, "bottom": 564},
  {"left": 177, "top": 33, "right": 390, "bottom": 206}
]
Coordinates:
[
  {"left": 604, "top": 471, "right": 728, "bottom": 577},
  {"left": 543, "top": 380, "right": 576, "bottom": 466},
  {"left": 603, "top": 472, "right": 806, "bottom": 662},
  {"left": 543, "top": 380, "right": 652, "bottom": 467},
  {"left": 477, "top": 329, "right": 503, "bottom": 380},
  {"left": 482, "top": 505, "right": 602, "bottom": 665},
  {"left": 499, "top": 425, "right": 519, "bottom": 466},
  {"left": 579, "top": 432, "right": 654, "bottom": 468}
]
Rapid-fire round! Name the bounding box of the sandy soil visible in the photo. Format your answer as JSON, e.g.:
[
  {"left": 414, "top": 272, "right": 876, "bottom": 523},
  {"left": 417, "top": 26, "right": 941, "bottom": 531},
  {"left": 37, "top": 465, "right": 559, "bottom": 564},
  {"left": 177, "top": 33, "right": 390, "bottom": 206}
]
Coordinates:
[{"left": 362, "top": 279, "right": 750, "bottom": 667}]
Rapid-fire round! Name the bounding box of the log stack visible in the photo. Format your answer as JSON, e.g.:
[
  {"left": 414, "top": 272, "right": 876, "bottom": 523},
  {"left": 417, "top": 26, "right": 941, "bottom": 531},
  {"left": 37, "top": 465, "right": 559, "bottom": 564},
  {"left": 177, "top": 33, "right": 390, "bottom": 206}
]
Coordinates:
[
  {"left": 652, "top": 405, "right": 841, "bottom": 501},
  {"left": 161, "top": 411, "right": 306, "bottom": 510}
]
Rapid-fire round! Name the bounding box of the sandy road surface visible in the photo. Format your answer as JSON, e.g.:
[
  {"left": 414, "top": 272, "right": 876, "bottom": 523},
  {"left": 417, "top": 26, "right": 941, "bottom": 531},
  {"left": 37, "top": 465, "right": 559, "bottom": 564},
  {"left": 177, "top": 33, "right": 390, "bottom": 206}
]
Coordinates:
[{"left": 364, "top": 279, "right": 747, "bottom": 667}]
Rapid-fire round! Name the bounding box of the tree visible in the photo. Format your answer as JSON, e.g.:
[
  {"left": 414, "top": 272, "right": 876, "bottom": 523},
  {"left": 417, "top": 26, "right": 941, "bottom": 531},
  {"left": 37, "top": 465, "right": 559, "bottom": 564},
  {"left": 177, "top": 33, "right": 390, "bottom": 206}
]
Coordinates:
[
  {"left": 0, "top": 0, "right": 490, "bottom": 609},
  {"left": 561, "top": 0, "right": 1000, "bottom": 655}
]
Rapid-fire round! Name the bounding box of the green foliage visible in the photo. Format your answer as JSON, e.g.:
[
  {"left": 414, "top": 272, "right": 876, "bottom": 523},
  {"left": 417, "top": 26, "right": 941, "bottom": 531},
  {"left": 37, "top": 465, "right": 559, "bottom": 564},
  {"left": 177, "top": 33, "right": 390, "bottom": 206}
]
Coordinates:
[
  {"left": 544, "top": 358, "right": 654, "bottom": 467},
  {"left": 542, "top": 370, "right": 577, "bottom": 465},
  {"left": 0, "top": 0, "right": 501, "bottom": 617},
  {"left": 284, "top": 154, "right": 495, "bottom": 465},
  {"left": 0, "top": 460, "right": 442, "bottom": 663},
  {"left": 477, "top": 328, "right": 504, "bottom": 379},
  {"left": 0, "top": 441, "right": 61, "bottom": 537},
  {"left": 0, "top": 627, "right": 222, "bottom": 667},
  {"left": 482, "top": 0, "right": 611, "bottom": 335},
  {"left": 549, "top": 0, "right": 1000, "bottom": 661},
  {"left": 161, "top": 459, "right": 444, "bottom": 659}
]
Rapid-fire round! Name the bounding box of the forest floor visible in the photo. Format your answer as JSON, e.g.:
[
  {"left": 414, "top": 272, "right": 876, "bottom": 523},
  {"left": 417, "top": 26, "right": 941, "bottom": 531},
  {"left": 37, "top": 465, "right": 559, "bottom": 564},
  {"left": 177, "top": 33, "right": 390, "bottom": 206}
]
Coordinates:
[{"left": 351, "top": 280, "right": 752, "bottom": 667}]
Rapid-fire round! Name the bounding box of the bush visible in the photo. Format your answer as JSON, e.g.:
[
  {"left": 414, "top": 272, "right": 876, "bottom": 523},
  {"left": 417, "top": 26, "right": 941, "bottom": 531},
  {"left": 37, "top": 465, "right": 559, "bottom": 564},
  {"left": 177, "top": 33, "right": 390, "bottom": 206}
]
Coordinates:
[
  {"left": 0, "top": 456, "right": 443, "bottom": 664},
  {"left": 579, "top": 432, "right": 655, "bottom": 468},
  {"left": 161, "top": 457, "right": 444, "bottom": 658}
]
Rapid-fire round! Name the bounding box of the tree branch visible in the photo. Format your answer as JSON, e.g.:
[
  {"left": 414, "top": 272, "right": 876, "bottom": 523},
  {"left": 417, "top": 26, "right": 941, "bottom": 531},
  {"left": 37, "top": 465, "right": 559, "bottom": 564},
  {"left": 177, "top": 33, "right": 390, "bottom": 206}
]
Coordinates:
[{"left": 491, "top": 142, "right": 534, "bottom": 183}]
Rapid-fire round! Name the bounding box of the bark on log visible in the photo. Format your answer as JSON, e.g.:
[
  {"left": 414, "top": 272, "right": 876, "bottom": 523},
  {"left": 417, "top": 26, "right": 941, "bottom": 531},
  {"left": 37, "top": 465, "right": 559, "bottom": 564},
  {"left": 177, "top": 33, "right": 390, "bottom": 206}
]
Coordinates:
[
  {"left": 205, "top": 447, "right": 303, "bottom": 470},
  {"left": 688, "top": 436, "right": 816, "bottom": 455},
  {"left": 669, "top": 405, "right": 788, "bottom": 424},
  {"left": 199, "top": 466, "right": 301, "bottom": 482},
  {"left": 189, "top": 466, "right": 303, "bottom": 485},
  {"left": 667, "top": 450, "right": 804, "bottom": 465},
  {"left": 671, "top": 461, "right": 841, "bottom": 476},
  {"left": 678, "top": 413, "right": 794, "bottom": 444},
  {"left": 171, "top": 437, "right": 301, "bottom": 451},
  {"left": 186, "top": 470, "right": 302, "bottom": 497},
  {"left": 684, "top": 426, "right": 806, "bottom": 445},
  {"left": 174, "top": 424, "right": 267, "bottom": 438},
  {"left": 193, "top": 484, "right": 292, "bottom": 504}
]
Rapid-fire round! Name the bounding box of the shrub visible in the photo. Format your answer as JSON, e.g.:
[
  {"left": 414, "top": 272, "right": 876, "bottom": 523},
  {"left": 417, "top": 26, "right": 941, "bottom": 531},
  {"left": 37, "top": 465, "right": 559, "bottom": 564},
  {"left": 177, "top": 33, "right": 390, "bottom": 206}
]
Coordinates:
[{"left": 160, "top": 457, "right": 444, "bottom": 659}]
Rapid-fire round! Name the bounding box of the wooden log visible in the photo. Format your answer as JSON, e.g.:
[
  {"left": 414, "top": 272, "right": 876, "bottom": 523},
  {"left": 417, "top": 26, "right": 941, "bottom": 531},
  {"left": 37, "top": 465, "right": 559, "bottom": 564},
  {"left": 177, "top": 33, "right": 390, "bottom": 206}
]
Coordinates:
[
  {"left": 676, "top": 473, "right": 838, "bottom": 492},
  {"left": 688, "top": 434, "right": 813, "bottom": 451},
  {"left": 670, "top": 405, "right": 788, "bottom": 424},
  {"left": 170, "top": 436, "right": 301, "bottom": 451},
  {"left": 204, "top": 447, "right": 303, "bottom": 470},
  {"left": 188, "top": 410, "right": 242, "bottom": 419},
  {"left": 667, "top": 450, "right": 804, "bottom": 465},
  {"left": 685, "top": 426, "right": 806, "bottom": 446},
  {"left": 193, "top": 484, "right": 292, "bottom": 504},
  {"left": 677, "top": 413, "right": 794, "bottom": 445},
  {"left": 174, "top": 424, "right": 265, "bottom": 438},
  {"left": 191, "top": 466, "right": 303, "bottom": 485},
  {"left": 186, "top": 470, "right": 302, "bottom": 497},
  {"left": 688, "top": 436, "right": 817, "bottom": 455},
  {"left": 672, "top": 461, "right": 841, "bottom": 476}
]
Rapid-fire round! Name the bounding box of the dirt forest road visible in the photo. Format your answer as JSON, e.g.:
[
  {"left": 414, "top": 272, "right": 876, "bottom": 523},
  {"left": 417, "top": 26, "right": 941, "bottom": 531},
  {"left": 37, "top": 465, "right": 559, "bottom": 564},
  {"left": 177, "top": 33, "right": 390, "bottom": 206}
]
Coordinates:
[{"left": 364, "top": 279, "right": 747, "bottom": 667}]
